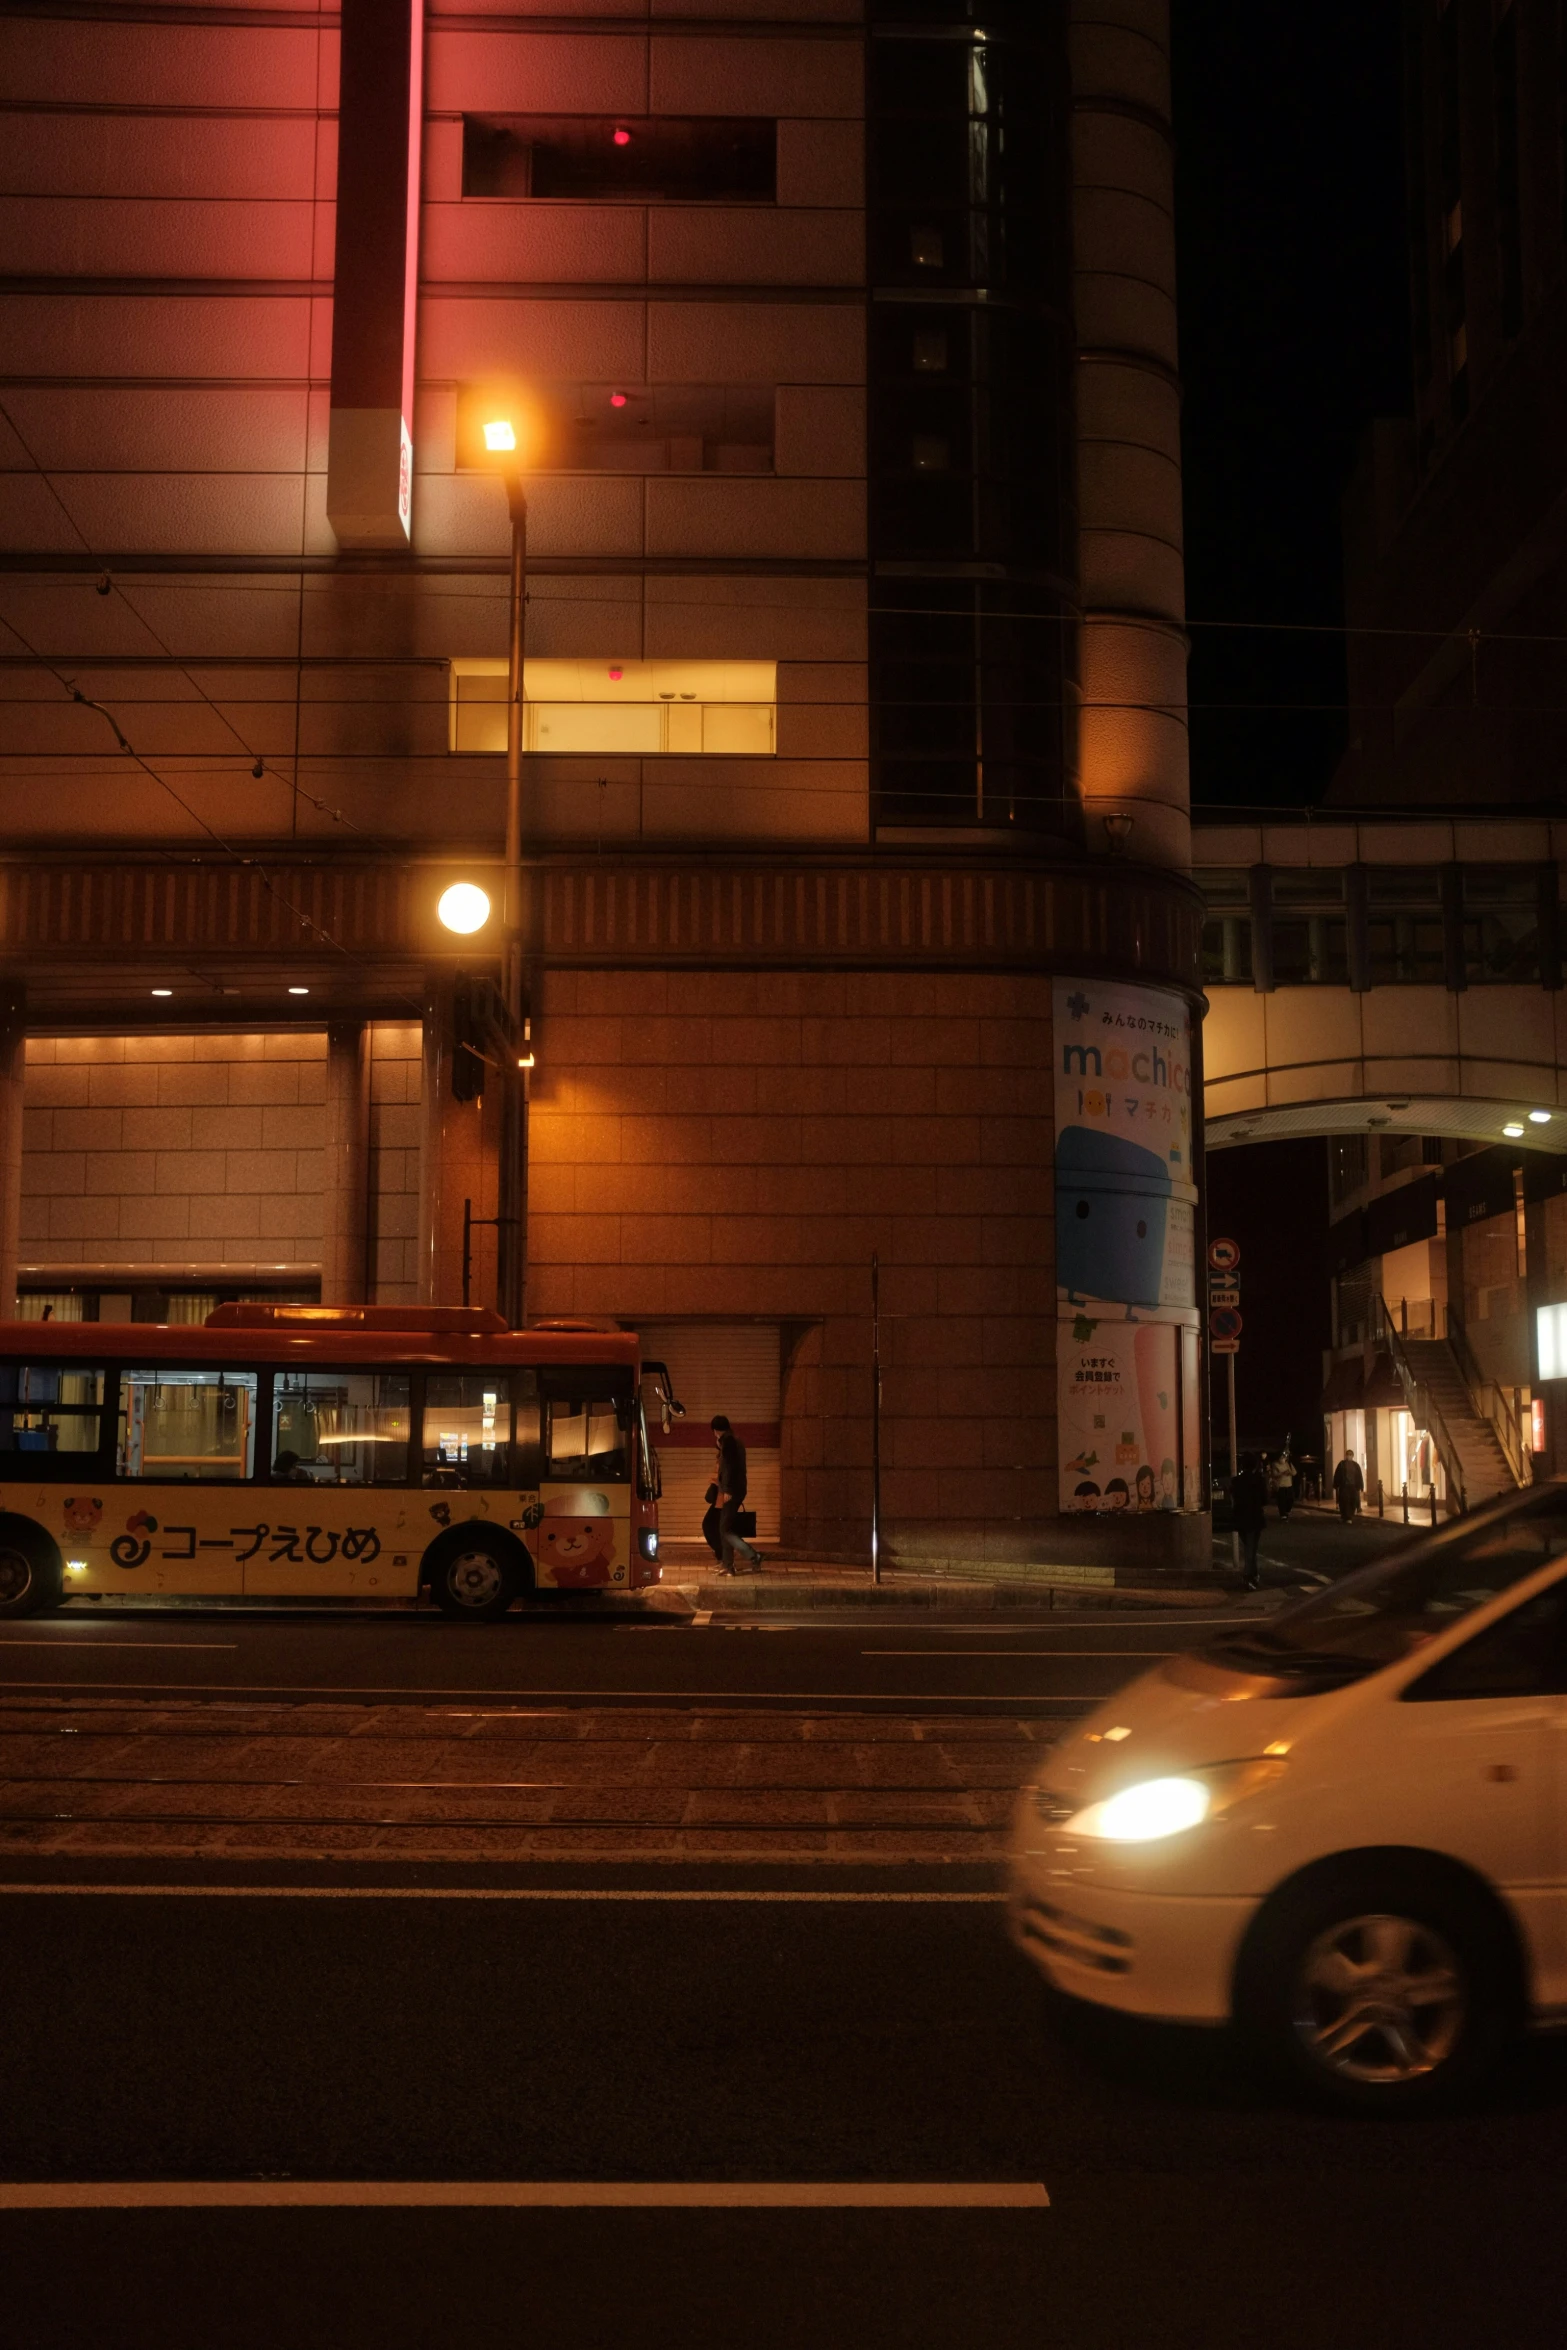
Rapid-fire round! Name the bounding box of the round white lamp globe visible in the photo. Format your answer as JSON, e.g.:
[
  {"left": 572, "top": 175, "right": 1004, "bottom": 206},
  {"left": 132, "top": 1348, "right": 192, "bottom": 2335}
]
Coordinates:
[{"left": 438, "top": 882, "right": 491, "bottom": 935}]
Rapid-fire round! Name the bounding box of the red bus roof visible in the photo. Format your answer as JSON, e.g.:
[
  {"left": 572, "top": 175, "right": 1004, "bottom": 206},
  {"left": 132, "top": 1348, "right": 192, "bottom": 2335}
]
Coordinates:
[{"left": 0, "top": 1317, "right": 642, "bottom": 1371}]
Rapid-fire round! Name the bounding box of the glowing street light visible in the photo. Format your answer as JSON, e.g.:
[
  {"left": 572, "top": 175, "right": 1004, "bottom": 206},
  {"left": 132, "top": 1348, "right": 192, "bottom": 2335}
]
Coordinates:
[
  {"left": 483, "top": 419, "right": 517, "bottom": 452},
  {"left": 438, "top": 882, "right": 492, "bottom": 936}
]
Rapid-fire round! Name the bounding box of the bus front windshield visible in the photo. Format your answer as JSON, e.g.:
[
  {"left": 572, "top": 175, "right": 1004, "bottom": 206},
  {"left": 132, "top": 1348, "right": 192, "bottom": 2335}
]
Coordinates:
[{"left": 1206, "top": 1494, "right": 1567, "bottom": 1682}]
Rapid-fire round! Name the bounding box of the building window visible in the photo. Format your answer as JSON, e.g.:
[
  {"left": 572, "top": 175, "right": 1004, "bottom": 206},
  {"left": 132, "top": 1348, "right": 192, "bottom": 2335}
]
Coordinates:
[
  {"left": 449, "top": 660, "right": 777, "bottom": 757},
  {"left": 454, "top": 384, "right": 773, "bottom": 476},
  {"left": 912, "top": 329, "right": 949, "bottom": 372},
  {"left": 1330, "top": 1135, "right": 1370, "bottom": 1207},
  {"left": 1461, "top": 865, "right": 1541, "bottom": 982},
  {"left": 1367, "top": 868, "right": 1445, "bottom": 984},
  {"left": 1197, "top": 873, "right": 1253, "bottom": 985},
  {"left": 1271, "top": 871, "right": 1349, "bottom": 985},
  {"left": 462, "top": 116, "right": 776, "bottom": 203}
]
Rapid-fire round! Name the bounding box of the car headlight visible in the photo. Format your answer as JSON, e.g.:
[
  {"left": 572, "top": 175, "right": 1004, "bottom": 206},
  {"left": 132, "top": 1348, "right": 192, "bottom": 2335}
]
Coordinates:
[{"left": 1057, "top": 1759, "right": 1287, "bottom": 1844}]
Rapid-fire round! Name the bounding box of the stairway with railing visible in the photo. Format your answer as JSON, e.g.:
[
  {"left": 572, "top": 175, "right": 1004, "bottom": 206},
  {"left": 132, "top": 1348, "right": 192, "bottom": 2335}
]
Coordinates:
[{"left": 1372, "top": 1297, "right": 1520, "bottom": 1515}]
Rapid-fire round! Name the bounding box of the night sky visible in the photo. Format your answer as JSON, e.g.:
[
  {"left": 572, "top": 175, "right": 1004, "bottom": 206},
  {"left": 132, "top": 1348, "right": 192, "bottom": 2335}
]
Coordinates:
[
  {"left": 1172, "top": 0, "right": 1411, "bottom": 810},
  {"left": 1172, "top": 6, "right": 1409, "bottom": 1456}
]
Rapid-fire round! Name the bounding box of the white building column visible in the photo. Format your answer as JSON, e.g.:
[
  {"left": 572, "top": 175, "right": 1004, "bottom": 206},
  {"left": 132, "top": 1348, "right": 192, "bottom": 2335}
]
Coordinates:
[{"left": 320, "top": 1019, "right": 371, "bottom": 1304}]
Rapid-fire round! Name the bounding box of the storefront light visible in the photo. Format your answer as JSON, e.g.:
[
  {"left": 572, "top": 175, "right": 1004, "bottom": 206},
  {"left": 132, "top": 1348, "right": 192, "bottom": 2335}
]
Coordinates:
[{"left": 1538, "top": 1302, "right": 1567, "bottom": 1381}]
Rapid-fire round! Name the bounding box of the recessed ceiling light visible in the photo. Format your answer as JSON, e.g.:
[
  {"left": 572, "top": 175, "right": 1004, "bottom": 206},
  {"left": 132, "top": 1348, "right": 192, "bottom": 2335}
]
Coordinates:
[
  {"left": 1503, "top": 1122, "right": 1525, "bottom": 1138},
  {"left": 1529, "top": 1109, "right": 1552, "bottom": 1124},
  {"left": 151, "top": 988, "right": 172, "bottom": 998},
  {"left": 288, "top": 986, "right": 309, "bottom": 996}
]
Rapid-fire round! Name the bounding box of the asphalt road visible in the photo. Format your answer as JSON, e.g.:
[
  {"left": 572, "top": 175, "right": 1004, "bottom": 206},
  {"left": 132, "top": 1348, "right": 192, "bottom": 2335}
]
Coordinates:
[
  {"left": 4, "top": 1885, "right": 1566, "bottom": 2350},
  {"left": 0, "top": 1603, "right": 1260, "bottom": 1715},
  {"left": 6, "top": 1597, "right": 1561, "bottom": 2349}
]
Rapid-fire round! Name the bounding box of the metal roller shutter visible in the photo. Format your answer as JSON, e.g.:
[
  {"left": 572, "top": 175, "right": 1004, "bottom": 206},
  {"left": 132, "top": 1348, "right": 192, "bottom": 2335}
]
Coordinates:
[{"left": 637, "top": 1322, "right": 781, "bottom": 1546}]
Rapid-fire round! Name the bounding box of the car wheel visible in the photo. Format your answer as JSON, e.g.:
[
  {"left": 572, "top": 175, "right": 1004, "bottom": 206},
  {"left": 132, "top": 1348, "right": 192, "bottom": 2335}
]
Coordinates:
[
  {"left": 1237, "top": 1862, "right": 1514, "bottom": 2112},
  {"left": 0, "top": 1541, "right": 59, "bottom": 1618},
  {"left": 429, "top": 1536, "right": 520, "bottom": 1622}
]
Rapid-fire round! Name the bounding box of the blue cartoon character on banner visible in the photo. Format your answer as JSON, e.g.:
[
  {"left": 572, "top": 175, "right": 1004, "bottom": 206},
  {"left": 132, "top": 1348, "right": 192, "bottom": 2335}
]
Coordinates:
[{"left": 1055, "top": 1126, "right": 1172, "bottom": 1308}]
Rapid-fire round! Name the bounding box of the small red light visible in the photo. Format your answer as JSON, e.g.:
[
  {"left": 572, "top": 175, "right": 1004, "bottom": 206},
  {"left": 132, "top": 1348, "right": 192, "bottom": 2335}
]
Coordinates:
[
  {"left": 613, "top": 127, "right": 632, "bottom": 147},
  {"left": 608, "top": 666, "right": 623, "bottom": 681},
  {"left": 610, "top": 392, "right": 627, "bottom": 409}
]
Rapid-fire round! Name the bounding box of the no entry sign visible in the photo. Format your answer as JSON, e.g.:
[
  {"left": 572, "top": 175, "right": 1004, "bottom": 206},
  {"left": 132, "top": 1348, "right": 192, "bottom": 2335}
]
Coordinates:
[{"left": 1208, "top": 1237, "right": 1241, "bottom": 1275}]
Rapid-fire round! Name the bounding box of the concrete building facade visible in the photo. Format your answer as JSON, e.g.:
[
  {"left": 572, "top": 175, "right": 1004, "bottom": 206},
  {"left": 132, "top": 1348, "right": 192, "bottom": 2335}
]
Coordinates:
[{"left": 0, "top": 0, "right": 1203, "bottom": 1573}]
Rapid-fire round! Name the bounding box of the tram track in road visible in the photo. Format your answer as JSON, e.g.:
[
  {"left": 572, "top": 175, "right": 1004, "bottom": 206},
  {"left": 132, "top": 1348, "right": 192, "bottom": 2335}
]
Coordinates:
[{"left": 0, "top": 1691, "right": 1059, "bottom": 1865}]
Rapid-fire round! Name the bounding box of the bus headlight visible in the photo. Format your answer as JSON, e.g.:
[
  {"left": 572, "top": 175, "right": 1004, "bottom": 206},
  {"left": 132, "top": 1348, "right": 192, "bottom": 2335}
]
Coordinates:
[{"left": 638, "top": 1529, "right": 659, "bottom": 1561}]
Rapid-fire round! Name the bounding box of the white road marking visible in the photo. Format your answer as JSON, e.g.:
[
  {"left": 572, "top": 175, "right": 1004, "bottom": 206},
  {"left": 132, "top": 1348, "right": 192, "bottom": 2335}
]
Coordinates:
[
  {"left": 861, "top": 1650, "right": 1173, "bottom": 1659},
  {"left": 690, "top": 1611, "right": 714, "bottom": 1626},
  {"left": 0, "top": 1682, "right": 1096, "bottom": 1704},
  {"left": 0, "top": 1884, "right": 1008, "bottom": 1903},
  {"left": 0, "top": 2178, "right": 1048, "bottom": 2211},
  {"left": 0, "top": 1641, "right": 237, "bottom": 1651}
]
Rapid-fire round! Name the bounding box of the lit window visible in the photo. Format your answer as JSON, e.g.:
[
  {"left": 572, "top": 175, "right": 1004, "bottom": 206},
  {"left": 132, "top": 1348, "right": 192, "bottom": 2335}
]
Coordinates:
[{"left": 449, "top": 659, "right": 777, "bottom": 757}]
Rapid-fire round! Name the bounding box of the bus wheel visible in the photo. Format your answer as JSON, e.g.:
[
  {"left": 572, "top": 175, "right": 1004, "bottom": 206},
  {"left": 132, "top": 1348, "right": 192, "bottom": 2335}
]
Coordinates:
[
  {"left": 430, "top": 1536, "right": 520, "bottom": 1622},
  {"left": 0, "top": 1540, "right": 59, "bottom": 1618}
]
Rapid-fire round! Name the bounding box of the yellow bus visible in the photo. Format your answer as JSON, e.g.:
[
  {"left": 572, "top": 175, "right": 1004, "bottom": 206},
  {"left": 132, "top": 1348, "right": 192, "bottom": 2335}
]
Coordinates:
[{"left": 0, "top": 1305, "right": 669, "bottom": 1621}]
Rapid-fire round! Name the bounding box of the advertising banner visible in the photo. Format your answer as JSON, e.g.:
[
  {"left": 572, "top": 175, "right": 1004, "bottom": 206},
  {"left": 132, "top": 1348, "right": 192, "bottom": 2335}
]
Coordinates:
[
  {"left": 1054, "top": 977, "right": 1201, "bottom": 1515},
  {"left": 1053, "top": 977, "right": 1196, "bottom": 1314},
  {"left": 1059, "top": 1315, "right": 1183, "bottom": 1513}
]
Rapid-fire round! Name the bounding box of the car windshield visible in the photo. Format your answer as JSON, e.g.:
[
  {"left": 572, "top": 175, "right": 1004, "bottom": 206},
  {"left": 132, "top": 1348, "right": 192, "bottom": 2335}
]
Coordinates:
[{"left": 1205, "top": 1491, "right": 1567, "bottom": 1681}]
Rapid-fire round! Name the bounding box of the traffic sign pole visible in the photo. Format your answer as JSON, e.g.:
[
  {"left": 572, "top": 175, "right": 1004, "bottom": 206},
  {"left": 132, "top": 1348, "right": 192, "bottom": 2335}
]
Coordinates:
[{"left": 1227, "top": 1352, "right": 1237, "bottom": 1487}]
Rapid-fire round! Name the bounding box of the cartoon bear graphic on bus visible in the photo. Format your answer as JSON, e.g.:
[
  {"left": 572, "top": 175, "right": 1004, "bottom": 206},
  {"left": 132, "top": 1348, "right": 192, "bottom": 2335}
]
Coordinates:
[
  {"left": 62, "top": 1496, "right": 102, "bottom": 1536},
  {"left": 526, "top": 1490, "right": 621, "bottom": 1588}
]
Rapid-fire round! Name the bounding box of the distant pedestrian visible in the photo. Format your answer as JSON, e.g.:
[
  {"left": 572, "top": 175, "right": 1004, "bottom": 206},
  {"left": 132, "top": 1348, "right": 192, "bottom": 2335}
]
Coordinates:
[
  {"left": 711, "top": 1414, "right": 761, "bottom": 1574},
  {"left": 1271, "top": 1446, "right": 1296, "bottom": 1519},
  {"left": 1229, "top": 1451, "right": 1268, "bottom": 1591},
  {"left": 1333, "top": 1451, "right": 1365, "bottom": 1524}
]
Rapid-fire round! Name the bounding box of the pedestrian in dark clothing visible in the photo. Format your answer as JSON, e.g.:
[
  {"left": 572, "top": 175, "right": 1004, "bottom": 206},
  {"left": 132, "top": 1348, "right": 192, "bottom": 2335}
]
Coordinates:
[
  {"left": 1229, "top": 1452, "right": 1268, "bottom": 1591},
  {"left": 711, "top": 1414, "right": 761, "bottom": 1573},
  {"left": 701, "top": 1482, "right": 725, "bottom": 1563},
  {"left": 1333, "top": 1451, "right": 1365, "bottom": 1523},
  {"left": 1271, "top": 1446, "right": 1296, "bottom": 1519}
]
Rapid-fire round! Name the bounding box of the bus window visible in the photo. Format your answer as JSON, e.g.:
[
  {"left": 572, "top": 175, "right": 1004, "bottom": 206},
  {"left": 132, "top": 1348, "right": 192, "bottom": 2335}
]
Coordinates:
[
  {"left": 119, "top": 1369, "right": 256, "bottom": 1482},
  {"left": 0, "top": 1362, "right": 106, "bottom": 1465},
  {"left": 271, "top": 1370, "right": 410, "bottom": 1485},
  {"left": 421, "top": 1374, "right": 514, "bottom": 1487},
  {"left": 538, "top": 1368, "right": 631, "bottom": 1483}
]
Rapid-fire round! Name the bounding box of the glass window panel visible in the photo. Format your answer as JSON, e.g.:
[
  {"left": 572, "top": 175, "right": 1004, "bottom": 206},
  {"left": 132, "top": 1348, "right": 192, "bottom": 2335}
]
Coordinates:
[
  {"left": 119, "top": 1369, "right": 256, "bottom": 1482},
  {"left": 0, "top": 1362, "right": 106, "bottom": 1458},
  {"left": 271, "top": 1370, "right": 410, "bottom": 1486},
  {"left": 1461, "top": 867, "right": 1540, "bottom": 983},
  {"left": 541, "top": 1380, "right": 631, "bottom": 1483},
  {"left": 422, "top": 1374, "right": 515, "bottom": 1488},
  {"left": 1368, "top": 869, "right": 1444, "bottom": 984}
]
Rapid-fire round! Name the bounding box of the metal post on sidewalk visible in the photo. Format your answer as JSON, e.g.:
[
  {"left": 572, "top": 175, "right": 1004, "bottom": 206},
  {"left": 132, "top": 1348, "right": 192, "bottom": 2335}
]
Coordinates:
[
  {"left": 1376, "top": 1479, "right": 1384, "bottom": 1519},
  {"left": 1226, "top": 1352, "right": 1238, "bottom": 1484},
  {"left": 870, "top": 1251, "right": 882, "bottom": 1587}
]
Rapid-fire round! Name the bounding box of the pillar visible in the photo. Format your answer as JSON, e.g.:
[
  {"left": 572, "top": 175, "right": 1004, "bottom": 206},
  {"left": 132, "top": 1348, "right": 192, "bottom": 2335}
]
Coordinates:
[
  {"left": 0, "top": 986, "right": 22, "bottom": 1319},
  {"left": 1071, "top": 0, "right": 1191, "bottom": 870},
  {"left": 416, "top": 977, "right": 493, "bottom": 1307},
  {"left": 320, "top": 1020, "right": 370, "bottom": 1305}
]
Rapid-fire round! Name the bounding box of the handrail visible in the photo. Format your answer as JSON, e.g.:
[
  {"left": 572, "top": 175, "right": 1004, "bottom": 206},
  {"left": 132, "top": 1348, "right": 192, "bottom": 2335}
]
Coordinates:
[
  {"left": 1373, "top": 1296, "right": 1468, "bottom": 1515},
  {"left": 1445, "top": 1306, "right": 1532, "bottom": 1488}
]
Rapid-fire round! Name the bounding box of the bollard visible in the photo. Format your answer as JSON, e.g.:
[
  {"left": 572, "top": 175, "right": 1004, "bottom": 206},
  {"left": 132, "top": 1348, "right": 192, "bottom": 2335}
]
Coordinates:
[
  {"left": 1428, "top": 1483, "right": 1437, "bottom": 1526},
  {"left": 1401, "top": 1482, "right": 1409, "bottom": 1524},
  {"left": 1376, "top": 1479, "right": 1384, "bottom": 1519}
]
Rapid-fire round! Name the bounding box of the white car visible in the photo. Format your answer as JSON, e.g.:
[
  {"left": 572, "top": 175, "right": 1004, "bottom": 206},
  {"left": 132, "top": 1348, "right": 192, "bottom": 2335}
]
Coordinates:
[{"left": 1009, "top": 1484, "right": 1567, "bottom": 2107}]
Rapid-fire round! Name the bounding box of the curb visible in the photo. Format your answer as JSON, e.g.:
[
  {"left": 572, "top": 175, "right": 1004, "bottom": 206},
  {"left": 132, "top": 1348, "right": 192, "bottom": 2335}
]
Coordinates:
[{"left": 682, "top": 1576, "right": 1228, "bottom": 1614}]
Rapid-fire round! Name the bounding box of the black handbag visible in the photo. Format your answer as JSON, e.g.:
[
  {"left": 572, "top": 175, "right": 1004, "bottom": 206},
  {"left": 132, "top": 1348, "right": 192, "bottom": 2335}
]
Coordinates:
[{"left": 734, "top": 1509, "right": 757, "bottom": 1538}]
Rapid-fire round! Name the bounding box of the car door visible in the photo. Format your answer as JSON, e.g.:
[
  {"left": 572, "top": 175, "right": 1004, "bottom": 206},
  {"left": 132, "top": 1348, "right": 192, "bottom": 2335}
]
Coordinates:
[{"left": 1400, "top": 1576, "right": 1567, "bottom": 2013}]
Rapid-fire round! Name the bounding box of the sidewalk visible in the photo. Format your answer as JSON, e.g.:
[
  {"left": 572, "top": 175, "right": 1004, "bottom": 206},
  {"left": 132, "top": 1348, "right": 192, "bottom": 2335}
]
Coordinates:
[{"left": 648, "top": 1545, "right": 1230, "bottom": 1615}]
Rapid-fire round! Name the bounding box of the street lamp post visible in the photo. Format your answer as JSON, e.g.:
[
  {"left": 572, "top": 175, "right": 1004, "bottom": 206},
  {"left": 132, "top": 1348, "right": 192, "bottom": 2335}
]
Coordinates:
[{"left": 496, "top": 454, "right": 528, "bottom": 1330}]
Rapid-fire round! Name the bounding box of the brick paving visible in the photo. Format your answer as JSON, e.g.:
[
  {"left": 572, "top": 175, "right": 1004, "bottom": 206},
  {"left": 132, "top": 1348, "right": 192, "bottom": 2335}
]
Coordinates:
[{"left": 0, "top": 1697, "right": 1056, "bottom": 1863}]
